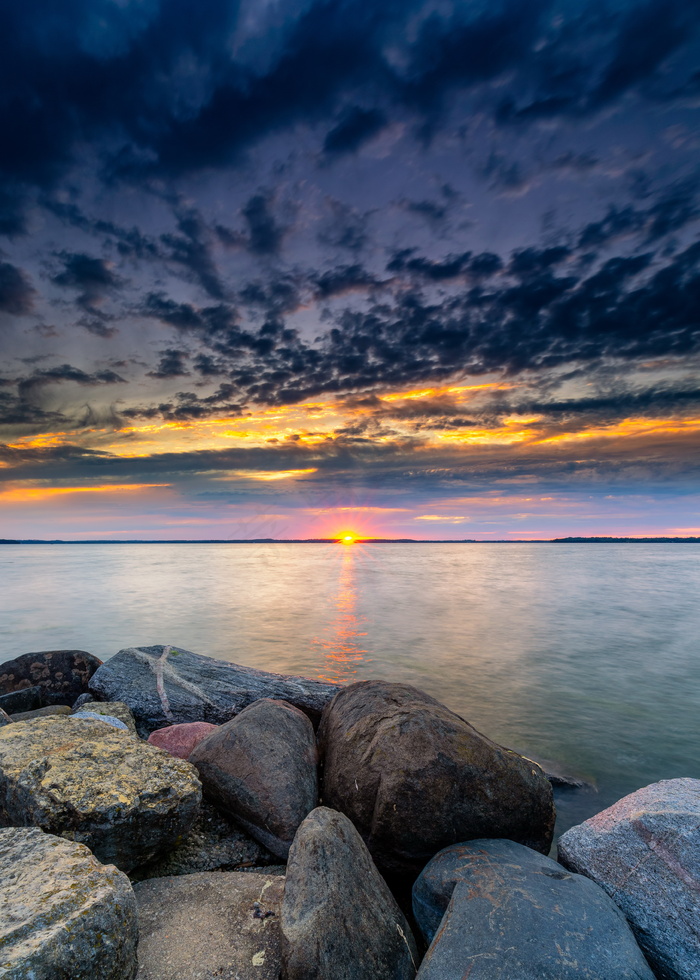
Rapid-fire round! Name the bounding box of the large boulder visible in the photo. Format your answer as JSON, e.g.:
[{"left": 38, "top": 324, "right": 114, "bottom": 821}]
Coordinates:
[
  {"left": 0, "top": 715, "right": 201, "bottom": 872},
  {"left": 190, "top": 698, "right": 318, "bottom": 859},
  {"left": 280, "top": 807, "right": 418, "bottom": 980},
  {"left": 0, "top": 826, "right": 138, "bottom": 980},
  {"left": 134, "top": 871, "right": 284, "bottom": 980},
  {"left": 130, "top": 799, "right": 277, "bottom": 881},
  {"left": 558, "top": 778, "right": 700, "bottom": 980},
  {"left": 0, "top": 649, "right": 102, "bottom": 705},
  {"left": 89, "top": 644, "right": 341, "bottom": 736},
  {"left": 414, "top": 839, "right": 655, "bottom": 979},
  {"left": 147, "top": 721, "right": 219, "bottom": 758},
  {"left": 318, "top": 681, "right": 555, "bottom": 875}
]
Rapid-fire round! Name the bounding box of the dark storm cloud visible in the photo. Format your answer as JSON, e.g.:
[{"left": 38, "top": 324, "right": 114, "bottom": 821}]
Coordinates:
[
  {"left": 147, "top": 349, "right": 190, "bottom": 379},
  {"left": 51, "top": 252, "right": 122, "bottom": 312},
  {"left": 16, "top": 365, "right": 126, "bottom": 396},
  {"left": 159, "top": 206, "right": 226, "bottom": 299},
  {"left": 0, "top": 363, "right": 126, "bottom": 427},
  {"left": 1, "top": 0, "right": 697, "bottom": 222},
  {"left": 577, "top": 180, "right": 700, "bottom": 249},
  {"left": 323, "top": 107, "right": 388, "bottom": 156},
  {"left": 386, "top": 249, "right": 503, "bottom": 282},
  {"left": 524, "top": 386, "right": 700, "bottom": 418},
  {"left": 123, "top": 226, "right": 700, "bottom": 415},
  {"left": 312, "top": 265, "right": 385, "bottom": 299},
  {"left": 241, "top": 194, "right": 285, "bottom": 256},
  {"left": 316, "top": 200, "right": 371, "bottom": 253},
  {"left": 0, "top": 261, "right": 35, "bottom": 314}
]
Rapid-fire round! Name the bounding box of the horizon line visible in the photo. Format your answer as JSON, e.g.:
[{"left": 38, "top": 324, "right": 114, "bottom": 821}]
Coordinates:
[{"left": 2, "top": 536, "right": 700, "bottom": 545}]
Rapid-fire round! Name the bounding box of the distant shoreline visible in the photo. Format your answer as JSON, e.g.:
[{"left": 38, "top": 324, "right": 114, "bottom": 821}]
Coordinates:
[{"left": 2, "top": 537, "right": 699, "bottom": 545}]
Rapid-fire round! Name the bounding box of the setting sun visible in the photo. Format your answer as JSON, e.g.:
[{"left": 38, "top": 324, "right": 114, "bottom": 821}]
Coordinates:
[{"left": 339, "top": 533, "right": 356, "bottom": 545}]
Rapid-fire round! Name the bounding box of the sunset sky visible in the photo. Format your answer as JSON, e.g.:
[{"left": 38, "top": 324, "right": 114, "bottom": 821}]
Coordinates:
[{"left": 1, "top": 0, "right": 699, "bottom": 539}]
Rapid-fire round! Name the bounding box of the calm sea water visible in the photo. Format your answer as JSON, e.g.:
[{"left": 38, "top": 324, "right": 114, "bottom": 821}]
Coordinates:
[{"left": 2, "top": 542, "right": 699, "bottom": 839}]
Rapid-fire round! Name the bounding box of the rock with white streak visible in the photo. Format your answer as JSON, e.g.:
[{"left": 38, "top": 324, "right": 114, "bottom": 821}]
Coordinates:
[{"left": 89, "top": 644, "right": 341, "bottom": 737}]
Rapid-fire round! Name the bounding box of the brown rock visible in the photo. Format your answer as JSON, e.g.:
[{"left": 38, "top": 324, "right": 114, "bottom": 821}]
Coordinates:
[
  {"left": 318, "top": 681, "right": 555, "bottom": 875},
  {"left": 0, "top": 649, "right": 102, "bottom": 705},
  {"left": 148, "top": 721, "right": 219, "bottom": 758},
  {"left": 190, "top": 698, "right": 318, "bottom": 859}
]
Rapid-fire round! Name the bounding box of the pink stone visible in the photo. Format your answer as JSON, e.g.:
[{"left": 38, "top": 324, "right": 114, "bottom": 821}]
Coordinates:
[{"left": 148, "top": 722, "right": 219, "bottom": 759}]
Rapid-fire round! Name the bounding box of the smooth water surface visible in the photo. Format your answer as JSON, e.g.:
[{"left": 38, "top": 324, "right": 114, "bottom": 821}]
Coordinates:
[{"left": 2, "top": 542, "right": 699, "bottom": 837}]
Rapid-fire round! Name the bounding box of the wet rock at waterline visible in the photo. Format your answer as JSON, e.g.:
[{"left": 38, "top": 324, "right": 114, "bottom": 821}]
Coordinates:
[
  {"left": 559, "top": 778, "right": 700, "bottom": 980},
  {"left": 190, "top": 699, "right": 318, "bottom": 859},
  {"left": 318, "top": 681, "right": 555, "bottom": 875},
  {"left": 281, "top": 807, "right": 418, "bottom": 980},
  {"left": 0, "top": 826, "right": 138, "bottom": 980},
  {"left": 130, "top": 799, "right": 277, "bottom": 881},
  {"left": 0, "top": 715, "right": 201, "bottom": 872},
  {"left": 0, "top": 649, "right": 102, "bottom": 705},
  {"left": 134, "top": 871, "right": 284, "bottom": 980},
  {"left": 89, "top": 644, "right": 342, "bottom": 736},
  {"left": 148, "top": 720, "right": 219, "bottom": 758},
  {"left": 414, "top": 839, "right": 655, "bottom": 980}
]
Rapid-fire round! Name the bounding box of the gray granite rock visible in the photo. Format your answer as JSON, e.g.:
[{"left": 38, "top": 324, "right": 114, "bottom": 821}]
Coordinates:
[
  {"left": 0, "top": 649, "right": 102, "bottom": 705},
  {"left": 0, "top": 708, "right": 12, "bottom": 727},
  {"left": 0, "top": 715, "right": 201, "bottom": 872},
  {"left": 559, "top": 778, "right": 700, "bottom": 980},
  {"left": 0, "top": 826, "right": 138, "bottom": 980},
  {"left": 130, "top": 799, "right": 277, "bottom": 881},
  {"left": 318, "top": 681, "right": 555, "bottom": 875},
  {"left": 0, "top": 686, "right": 42, "bottom": 715},
  {"left": 72, "top": 699, "right": 137, "bottom": 733},
  {"left": 281, "top": 807, "right": 419, "bottom": 980},
  {"left": 414, "top": 838, "right": 655, "bottom": 979},
  {"left": 134, "top": 871, "right": 284, "bottom": 980},
  {"left": 190, "top": 698, "right": 318, "bottom": 859},
  {"left": 72, "top": 692, "right": 95, "bottom": 710},
  {"left": 89, "top": 644, "right": 341, "bottom": 736}
]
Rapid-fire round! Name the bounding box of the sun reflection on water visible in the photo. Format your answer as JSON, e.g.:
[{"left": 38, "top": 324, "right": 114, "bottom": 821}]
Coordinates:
[{"left": 313, "top": 545, "right": 369, "bottom": 683}]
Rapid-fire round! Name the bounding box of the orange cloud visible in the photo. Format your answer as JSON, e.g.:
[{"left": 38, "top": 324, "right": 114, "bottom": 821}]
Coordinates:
[
  {"left": 227, "top": 468, "right": 318, "bottom": 481},
  {"left": 0, "top": 483, "right": 170, "bottom": 503},
  {"left": 415, "top": 514, "right": 470, "bottom": 523}
]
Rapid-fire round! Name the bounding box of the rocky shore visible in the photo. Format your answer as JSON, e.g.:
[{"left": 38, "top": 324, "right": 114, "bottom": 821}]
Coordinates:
[{"left": 0, "top": 645, "right": 698, "bottom": 979}]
